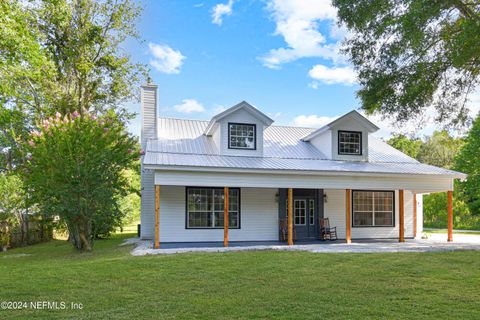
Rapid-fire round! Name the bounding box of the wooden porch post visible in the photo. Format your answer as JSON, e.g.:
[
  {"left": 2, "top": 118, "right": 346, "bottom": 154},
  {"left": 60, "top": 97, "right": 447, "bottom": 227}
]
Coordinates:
[
  {"left": 413, "top": 193, "right": 417, "bottom": 239},
  {"left": 224, "top": 187, "right": 229, "bottom": 247},
  {"left": 448, "top": 190, "right": 453, "bottom": 242},
  {"left": 287, "top": 188, "right": 293, "bottom": 246},
  {"left": 346, "top": 189, "right": 351, "bottom": 244},
  {"left": 154, "top": 185, "right": 160, "bottom": 249},
  {"left": 399, "top": 190, "right": 404, "bottom": 242}
]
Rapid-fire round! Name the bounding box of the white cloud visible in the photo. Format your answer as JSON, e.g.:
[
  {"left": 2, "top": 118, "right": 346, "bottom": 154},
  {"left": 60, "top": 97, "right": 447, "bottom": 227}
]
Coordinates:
[
  {"left": 308, "top": 64, "right": 357, "bottom": 85},
  {"left": 291, "top": 111, "right": 424, "bottom": 139},
  {"left": 212, "top": 104, "right": 227, "bottom": 114},
  {"left": 173, "top": 99, "right": 206, "bottom": 113},
  {"left": 211, "top": 0, "right": 234, "bottom": 26},
  {"left": 148, "top": 43, "right": 185, "bottom": 74},
  {"left": 292, "top": 114, "right": 338, "bottom": 127},
  {"left": 260, "top": 0, "right": 344, "bottom": 69}
]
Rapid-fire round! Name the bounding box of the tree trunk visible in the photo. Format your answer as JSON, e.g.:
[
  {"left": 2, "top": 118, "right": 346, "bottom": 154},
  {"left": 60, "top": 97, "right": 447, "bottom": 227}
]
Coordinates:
[
  {"left": 68, "top": 218, "right": 92, "bottom": 251},
  {"left": 0, "top": 223, "right": 10, "bottom": 252},
  {"left": 19, "top": 213, "right": 28, "bottom": 246}
]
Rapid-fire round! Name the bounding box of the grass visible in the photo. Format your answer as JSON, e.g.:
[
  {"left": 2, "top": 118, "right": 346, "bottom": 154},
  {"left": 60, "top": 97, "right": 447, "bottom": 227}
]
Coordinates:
[
  {"left": 1, "top": 233, "right": 480, "bottom": 319},
  {"left": 424, "top": 229, "right": 480, "bottom": 235}
]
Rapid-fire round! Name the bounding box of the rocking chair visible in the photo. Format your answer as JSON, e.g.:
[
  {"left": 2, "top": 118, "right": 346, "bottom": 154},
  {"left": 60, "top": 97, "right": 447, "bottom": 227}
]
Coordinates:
[
  {"left": 279, "top": 219, "right": 296, "bottom": 242},
  {"left": 319, "top": 218, "right": 337, "bottom": 241}
]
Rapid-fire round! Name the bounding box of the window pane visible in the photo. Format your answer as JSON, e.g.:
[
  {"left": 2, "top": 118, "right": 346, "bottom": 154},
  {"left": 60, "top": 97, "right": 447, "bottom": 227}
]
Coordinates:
[
  {"left": 352, "top": 191, "right": 394, "bottom": 227},
  {"left": 229, "top": 212, "right": 238, "bottom": 228},
  {"left": 187, "top": 188, "right": 240, "bottom": 228},
  {"left": 229, "top": 124, "right": 255, "bottom": 149},
  {"left": 309, "top": 199, "right": 315, "bottom": 225},
  {"left": 339, "top": 131, "right": 361, "bottom": 155},
  {"left": 375, "top": 212, "right": 393, "bottom": 226},
  {"left": 294, "top": 200, "right": 306, "bottom": 225},
  {"left": 353, "top": 191, "right": 373, "bottom": 212},
  {"left": 373, "top": 191, "right": 393, "bottom": 226},
  {"left": 353, "top": 191, "right": 373, "bottom": 226},
  {"left": 188, "top": 212, "right": 212, "bottom": 228},
  {"left": 353, "top": 212, "right": 373, "bottom": 226},
  {"left": 374, "top": 192, "right": 393, "bottom": 212},
  {"left": 214, "top": 212, "right": 224, "bottom": 227}
]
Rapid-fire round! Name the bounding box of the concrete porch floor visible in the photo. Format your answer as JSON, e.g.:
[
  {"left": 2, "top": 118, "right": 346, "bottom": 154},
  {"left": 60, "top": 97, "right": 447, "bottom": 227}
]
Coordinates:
[{"left": 129, "top": 233, "right": 480, "bottom": 255}]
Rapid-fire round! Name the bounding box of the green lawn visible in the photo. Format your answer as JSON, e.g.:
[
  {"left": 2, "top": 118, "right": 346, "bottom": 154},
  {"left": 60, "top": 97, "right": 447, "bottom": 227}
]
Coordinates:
[
  {"left": 424, "top": 229, "right": 480, "bottom": 235},
  {"left": 1, "top": 234, "right": 480, "bottom": 319}
]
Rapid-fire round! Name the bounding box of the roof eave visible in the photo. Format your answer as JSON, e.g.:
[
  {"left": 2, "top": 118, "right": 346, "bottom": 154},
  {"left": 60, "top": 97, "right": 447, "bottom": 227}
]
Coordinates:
[
  {"left": 143, "top": 162, "right": 466, "bottom": 179},
  {"left": 302, "top": 110, "right": 380, "bottom": 141},
  {"left": 203, "top": 101, "right": 274, "bottom": 135}
]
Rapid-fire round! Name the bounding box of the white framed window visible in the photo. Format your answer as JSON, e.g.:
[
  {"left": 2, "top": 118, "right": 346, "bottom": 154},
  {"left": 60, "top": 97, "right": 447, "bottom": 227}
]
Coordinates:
[
  {"left": 228, "top": 123, "right": 256, "bottom": 149},
  {"left": 352, "top": 191, "right": 394, "bottom": 227},
  {"left": 338, "top": 131, "right": 362, "bottom": 155},
  {"left": 309, "top": 199, "right": 315, "bottom": 225},
  {"left": 294, "top": 199, "right": 306, "bottom": 225},
  {"left": 186, "top": 188, "right": 240, "bottom": 229}
]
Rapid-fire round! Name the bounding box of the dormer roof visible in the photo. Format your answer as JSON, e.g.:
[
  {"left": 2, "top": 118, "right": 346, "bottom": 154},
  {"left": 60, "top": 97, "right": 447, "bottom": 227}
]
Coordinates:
[
  {"left": 302, "top": 110, "right": 379, "bottom": 141},
  {"left": 204, "top": 101, "right": 274, "bottom": 136}
]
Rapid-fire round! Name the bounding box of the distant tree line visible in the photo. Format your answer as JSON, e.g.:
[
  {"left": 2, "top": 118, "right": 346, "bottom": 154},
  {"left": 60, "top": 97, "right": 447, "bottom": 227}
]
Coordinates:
[{"left": 387, "top": 114, "right": 480, "bottom": 230}]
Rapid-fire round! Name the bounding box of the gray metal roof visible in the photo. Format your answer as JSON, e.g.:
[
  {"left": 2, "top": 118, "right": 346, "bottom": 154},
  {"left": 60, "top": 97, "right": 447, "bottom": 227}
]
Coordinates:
[{"left": 144, "top": 117, "right": 465, "bottom": 178}]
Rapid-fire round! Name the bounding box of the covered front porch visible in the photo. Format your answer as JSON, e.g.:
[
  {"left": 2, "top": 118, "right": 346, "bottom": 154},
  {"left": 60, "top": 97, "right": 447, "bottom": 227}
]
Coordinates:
[
  {"left": 148, "top": 168, "right": 457, "bottom": 249},
  {"left": 133, "top": 234, "right": 479, "bottom": 256}
]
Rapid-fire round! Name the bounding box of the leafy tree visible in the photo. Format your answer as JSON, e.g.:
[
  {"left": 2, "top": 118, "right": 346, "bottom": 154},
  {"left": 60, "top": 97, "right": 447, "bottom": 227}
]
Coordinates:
[
  {"left": 0, "top": 0, "right": 145, "bottom": 168},
  {"left": 387, "top": 134, "right": 422, "bottom": 158},
  {"left": 0, "top": 174, "right": 24, "bottom": 251},
  {"left": 119, "top": 166, "right": 141, "bottom": 226},
  {"left": 23, "top": 110, "right": 139, "bottom": 251},
  {"left": 417, "top": 130, "right": 463, "bottom": 169},
  {"left": 333, "top": 0, "right": 480, "bottom": 128},
  {"left": 423, "top": 190, "right": 476, "bottom": 229},
  {"left": 0, "top": 108, "right": 32, "bottom": 171},
  {"left": 455, "top": 113, "right": 480, "bottom": 214}
]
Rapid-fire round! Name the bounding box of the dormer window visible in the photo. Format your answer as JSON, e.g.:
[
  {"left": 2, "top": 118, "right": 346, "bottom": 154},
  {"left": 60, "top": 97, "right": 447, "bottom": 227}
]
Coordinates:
[
  {"left": 338, "top": 130, "right": 362, "bottom": 155},
  {"left": 228, "top": 123, "right": 256, "bottom": 150}
]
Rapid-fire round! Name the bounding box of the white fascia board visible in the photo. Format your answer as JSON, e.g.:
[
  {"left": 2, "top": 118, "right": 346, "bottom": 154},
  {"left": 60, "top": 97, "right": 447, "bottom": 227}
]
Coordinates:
[
  {"left": 144, "top": 164, "right": 465, "bottom": 180},
  {"left": 302, "top": 110, "right": 380, "bottom": 141},
  {"left": 153, "top": 169, "right": 455, "bottom": 192},
  {"left": 204, "top": 101, "right": 274, "bottom": 136}
]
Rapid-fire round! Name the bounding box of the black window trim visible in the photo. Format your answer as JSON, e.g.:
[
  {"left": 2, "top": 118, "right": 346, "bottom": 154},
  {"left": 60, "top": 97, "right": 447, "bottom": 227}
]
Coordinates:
[
  {"left": 185, "top": 187, "right": 241, "bottom": 229},
  {"left": 351, "top": 190, "right": 395, "bottom": 228},
  {"left": 338, "top": 130, "right": 363, "bottom": 156},
  {"left": 228, "top": 122, "right": 257, "bottom": 150}
]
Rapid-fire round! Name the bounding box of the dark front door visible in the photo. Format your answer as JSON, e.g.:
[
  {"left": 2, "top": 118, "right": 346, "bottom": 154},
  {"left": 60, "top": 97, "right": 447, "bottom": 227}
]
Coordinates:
[{"left": 294, "top": 197, "right": 317, "bottom": 240}]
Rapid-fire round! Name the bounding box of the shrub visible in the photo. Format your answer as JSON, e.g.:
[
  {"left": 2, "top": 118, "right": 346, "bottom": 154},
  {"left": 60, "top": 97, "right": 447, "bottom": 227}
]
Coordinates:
[{"left": 23, "top": 110, "right": 139, "bottom": 251}]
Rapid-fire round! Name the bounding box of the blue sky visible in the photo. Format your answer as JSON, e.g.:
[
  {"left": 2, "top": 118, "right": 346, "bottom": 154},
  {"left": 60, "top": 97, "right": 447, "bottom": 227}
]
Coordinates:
[{"left": 125, "top": 0, "right": 477, "bottom": 139}]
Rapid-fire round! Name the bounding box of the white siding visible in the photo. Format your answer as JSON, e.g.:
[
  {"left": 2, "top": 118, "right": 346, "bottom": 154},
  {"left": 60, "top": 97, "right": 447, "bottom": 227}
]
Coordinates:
[
  {"left": 310, "top": 130, "right": 332, "bottom": 159},
  {"left": 331, "top": 117, "right": 369, "bottom": 162},
  {"left": 140, "top": 168, "right": 155, "bottom": 239},
  {"left": 140, "top": 84, "right": 157, "bottom": 147},
  {"left": 154, "top": 186, "right": 278, "bottom": 242},
  {"left": 416, "top": 194, "right": 424, "bottom": 237},
  {"left": 216, "top": 108, "right": 265, "bottom": 157},
  {"left": 140, "top": 84, "right": 158, "bottom": 240},
  {"left": 324, "top": 189, "right": 415, "bottom": 239}
]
